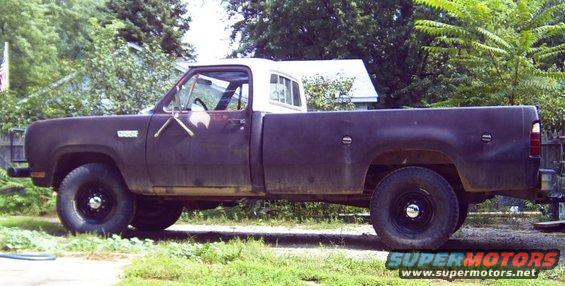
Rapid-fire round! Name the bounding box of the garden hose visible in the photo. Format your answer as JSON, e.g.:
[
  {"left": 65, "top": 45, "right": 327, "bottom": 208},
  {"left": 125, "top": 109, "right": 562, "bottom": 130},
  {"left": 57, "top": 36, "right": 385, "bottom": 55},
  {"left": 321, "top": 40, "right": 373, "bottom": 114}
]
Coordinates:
[{"left": 0, "top": 253, "right": 56, "bottom": 261}]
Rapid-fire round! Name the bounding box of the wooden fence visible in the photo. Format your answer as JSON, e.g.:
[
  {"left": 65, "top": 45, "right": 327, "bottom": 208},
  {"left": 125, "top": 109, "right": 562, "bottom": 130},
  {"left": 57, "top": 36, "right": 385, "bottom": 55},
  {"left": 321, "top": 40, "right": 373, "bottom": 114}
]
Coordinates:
[
  {"left": 541, "top": 130, "right": 564, "bottom": 172},
  {"left": 0, "top": 132, "right": 24, "bottom": 169}
]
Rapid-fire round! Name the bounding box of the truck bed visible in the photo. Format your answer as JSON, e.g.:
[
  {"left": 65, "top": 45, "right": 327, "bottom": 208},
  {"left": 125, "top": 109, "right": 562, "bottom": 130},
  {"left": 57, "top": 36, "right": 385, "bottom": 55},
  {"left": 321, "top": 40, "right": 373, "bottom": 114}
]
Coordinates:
[{"left": 262, "top": 106, "right": 540, "bottom": 195}]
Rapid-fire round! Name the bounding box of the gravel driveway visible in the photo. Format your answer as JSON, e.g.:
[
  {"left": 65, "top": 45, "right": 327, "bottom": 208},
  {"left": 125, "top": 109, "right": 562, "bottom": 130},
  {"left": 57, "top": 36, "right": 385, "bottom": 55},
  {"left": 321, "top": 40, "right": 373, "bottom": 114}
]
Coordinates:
[{"left": 131, "top": 223, "right": 565, "bottom": 260}]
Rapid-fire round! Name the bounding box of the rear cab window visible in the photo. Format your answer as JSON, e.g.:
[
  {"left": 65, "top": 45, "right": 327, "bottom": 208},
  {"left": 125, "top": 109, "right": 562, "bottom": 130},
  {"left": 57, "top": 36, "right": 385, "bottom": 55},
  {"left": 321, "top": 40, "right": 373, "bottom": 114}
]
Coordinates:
[{"left": 269, "top": 74, "right": 302, "bottom": 108}]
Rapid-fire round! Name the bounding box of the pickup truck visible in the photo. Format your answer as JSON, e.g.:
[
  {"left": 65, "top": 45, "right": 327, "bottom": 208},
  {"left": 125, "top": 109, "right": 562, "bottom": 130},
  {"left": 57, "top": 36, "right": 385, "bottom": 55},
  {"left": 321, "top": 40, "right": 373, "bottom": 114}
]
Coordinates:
[{"left": 8, "top": 58, "right": 553, "bottom": 249}]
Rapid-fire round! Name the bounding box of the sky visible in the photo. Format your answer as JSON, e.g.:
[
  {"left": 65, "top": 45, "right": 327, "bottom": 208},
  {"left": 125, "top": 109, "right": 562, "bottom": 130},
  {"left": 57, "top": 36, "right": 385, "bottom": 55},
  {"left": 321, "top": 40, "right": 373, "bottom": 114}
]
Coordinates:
[{"left": 184, "top": 0, "right": 237, "bottom": 62}]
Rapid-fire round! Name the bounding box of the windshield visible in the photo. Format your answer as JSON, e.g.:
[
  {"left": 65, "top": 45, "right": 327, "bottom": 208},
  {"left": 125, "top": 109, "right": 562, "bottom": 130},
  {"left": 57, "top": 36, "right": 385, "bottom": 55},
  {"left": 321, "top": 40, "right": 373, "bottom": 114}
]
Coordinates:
[{"left": 166, "top": 70, "right": 249, "bottom": 112}]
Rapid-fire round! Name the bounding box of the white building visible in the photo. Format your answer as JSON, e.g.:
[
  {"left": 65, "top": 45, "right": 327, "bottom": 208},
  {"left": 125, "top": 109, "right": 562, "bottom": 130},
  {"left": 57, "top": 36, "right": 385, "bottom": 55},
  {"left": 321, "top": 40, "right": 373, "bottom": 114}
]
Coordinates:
[{"left": 275, "top": 59, "right": 379, "bottom": 110}]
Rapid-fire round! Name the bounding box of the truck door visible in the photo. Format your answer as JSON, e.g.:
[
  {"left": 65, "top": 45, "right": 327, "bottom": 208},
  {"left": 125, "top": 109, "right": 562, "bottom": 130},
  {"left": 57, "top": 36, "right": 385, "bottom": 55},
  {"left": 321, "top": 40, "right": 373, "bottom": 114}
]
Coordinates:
[{"left": 146, "top": 67, "right": 253, "bottom": 195}]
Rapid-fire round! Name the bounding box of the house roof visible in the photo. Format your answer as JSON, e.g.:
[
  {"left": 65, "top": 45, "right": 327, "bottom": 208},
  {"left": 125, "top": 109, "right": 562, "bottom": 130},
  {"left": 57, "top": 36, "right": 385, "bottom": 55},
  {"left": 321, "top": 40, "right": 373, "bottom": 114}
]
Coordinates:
[{"left": 276, "top": 59, "right": 378, "bottom": 103}]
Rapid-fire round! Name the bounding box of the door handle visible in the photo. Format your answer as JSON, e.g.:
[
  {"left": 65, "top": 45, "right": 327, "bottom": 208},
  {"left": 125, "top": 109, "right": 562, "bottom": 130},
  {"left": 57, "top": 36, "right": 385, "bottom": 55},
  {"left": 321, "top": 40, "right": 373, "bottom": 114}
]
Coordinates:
[{"left": 228, "top": 118, "right": 246, "bottom": 125}]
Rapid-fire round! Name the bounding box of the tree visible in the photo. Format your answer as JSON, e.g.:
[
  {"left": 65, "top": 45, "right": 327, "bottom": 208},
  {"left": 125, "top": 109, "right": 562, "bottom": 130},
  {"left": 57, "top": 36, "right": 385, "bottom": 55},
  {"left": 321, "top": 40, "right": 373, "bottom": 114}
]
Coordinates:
[
  {"left": 415, "top": 0, "right": 564, "bottom": 128},
  {"left": 0, "top": 0, "right": 61, "bottom": 95},
  {"left": 226, "top": 0, "right": 447, "bottom": 108},
  {"left": 0, "top": 0, "right": 112, "bottom": 96},
  {"left": 43, "top": 0, "right": 108, "bottom": 60},
  {"left": 105, "top": 0, "right": 194, "bottom": 58},
  {"left": 303, "top": 76, "right": 355, "bottom": 111},
  {"left": 0, "top": 20, "right": 180, "bottom": 132}
]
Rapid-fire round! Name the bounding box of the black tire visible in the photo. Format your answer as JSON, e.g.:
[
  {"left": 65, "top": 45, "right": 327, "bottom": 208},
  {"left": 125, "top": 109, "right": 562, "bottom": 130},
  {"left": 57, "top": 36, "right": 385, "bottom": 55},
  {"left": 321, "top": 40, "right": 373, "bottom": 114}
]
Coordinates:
[
  {"left": 454, "top": 202, "right": 469, "bottom": 232},
  {"left": 57, "top": 163, "right": 136, "bottom": 235},
  {"left": 131, "top": 198, "right": 183, "bottom": 231},
  {"left": 370, "top": 166, "right": 459, "bottom": 250}
]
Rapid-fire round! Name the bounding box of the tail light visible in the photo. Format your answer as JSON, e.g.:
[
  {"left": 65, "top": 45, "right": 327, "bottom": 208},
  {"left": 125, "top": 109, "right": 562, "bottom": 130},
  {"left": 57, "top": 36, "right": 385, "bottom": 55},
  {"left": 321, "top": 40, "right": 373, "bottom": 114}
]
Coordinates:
[{"left": 530, "top": 122, "right": 541, "bottom": 156}]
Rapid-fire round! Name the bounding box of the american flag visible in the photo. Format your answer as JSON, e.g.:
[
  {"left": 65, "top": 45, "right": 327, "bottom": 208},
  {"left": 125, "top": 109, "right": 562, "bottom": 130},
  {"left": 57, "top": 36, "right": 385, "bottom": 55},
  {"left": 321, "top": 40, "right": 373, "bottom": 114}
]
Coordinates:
[{"left": 0, "top": 42, "right": 8, "bottom": 91}]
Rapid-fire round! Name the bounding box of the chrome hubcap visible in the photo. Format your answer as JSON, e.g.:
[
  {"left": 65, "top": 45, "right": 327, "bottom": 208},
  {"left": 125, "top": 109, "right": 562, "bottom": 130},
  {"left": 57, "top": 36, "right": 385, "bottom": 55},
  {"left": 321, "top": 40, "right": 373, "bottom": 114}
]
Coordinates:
[
  {"left": 88, "top": 196, "right": 103, "bottom": 210},
  {"left": 405, "top": 204, "right": 420, "bottom": 218}
]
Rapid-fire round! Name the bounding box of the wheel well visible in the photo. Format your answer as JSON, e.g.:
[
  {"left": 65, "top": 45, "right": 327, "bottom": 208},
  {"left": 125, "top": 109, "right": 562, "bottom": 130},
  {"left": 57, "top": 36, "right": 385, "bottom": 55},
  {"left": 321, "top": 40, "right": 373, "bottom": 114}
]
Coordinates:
[
  {"left": 364, "top": 150, "right": 464, "bottom": 197},
  {"left": 52, "top": 152, "right": 118, "bottom": 190}
]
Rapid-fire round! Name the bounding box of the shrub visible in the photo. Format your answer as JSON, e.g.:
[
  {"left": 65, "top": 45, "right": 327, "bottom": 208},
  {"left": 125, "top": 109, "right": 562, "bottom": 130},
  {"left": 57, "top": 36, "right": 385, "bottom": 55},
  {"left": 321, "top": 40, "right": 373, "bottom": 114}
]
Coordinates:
[{"left": 0, "top": 169, "right": 55, "bottom": 215}]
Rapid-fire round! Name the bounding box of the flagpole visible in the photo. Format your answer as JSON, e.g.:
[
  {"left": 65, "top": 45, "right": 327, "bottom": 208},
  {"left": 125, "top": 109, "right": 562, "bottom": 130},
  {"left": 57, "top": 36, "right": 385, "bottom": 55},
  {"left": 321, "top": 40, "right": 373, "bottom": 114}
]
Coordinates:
[{"left": 4, "top": 42, "right": 8, "bottom": 90}]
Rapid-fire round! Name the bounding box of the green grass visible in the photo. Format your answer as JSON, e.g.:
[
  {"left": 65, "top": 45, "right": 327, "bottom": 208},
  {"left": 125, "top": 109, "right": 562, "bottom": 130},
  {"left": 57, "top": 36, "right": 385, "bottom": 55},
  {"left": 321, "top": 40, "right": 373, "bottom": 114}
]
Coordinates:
[
  {"left": 0, "top": 216, "right": 66, "bottom": 235},
  {"left": 121, "top": 241, "right": 408, "bottom": 286},
  {"left": 0, "top": 217, "right": 154, "bottom": 254},
  {"left": 120, "top": 239, "right": 565, "bottom": 286}
]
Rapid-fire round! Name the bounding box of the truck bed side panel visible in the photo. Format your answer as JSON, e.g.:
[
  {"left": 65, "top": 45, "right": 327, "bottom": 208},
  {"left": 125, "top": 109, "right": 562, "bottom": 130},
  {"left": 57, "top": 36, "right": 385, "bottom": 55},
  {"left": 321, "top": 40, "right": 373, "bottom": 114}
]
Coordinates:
[{"left": 262, "top": 106, "right": 539, "bottom": 194}]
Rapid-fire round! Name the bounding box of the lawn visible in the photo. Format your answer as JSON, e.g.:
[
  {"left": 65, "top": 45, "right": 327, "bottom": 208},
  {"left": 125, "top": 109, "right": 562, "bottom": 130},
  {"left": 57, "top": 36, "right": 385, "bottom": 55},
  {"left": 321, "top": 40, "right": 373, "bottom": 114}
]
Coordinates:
[{"left": 0, "top": 216, "right": 563, "bottom": 285}]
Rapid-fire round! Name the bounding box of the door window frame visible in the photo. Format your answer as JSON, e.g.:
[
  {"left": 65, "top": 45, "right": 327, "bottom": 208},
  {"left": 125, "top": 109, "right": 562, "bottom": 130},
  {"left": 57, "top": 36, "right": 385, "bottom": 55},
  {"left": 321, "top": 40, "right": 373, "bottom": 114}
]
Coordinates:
[{"left": 154, "top": 65, "right": 254, "bottom": 115}]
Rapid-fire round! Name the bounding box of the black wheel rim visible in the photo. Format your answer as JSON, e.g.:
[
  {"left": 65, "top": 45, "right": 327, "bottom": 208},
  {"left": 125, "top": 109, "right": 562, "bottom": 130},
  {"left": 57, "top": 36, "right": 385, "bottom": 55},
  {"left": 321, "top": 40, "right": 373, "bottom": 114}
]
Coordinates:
[
  {"left": 390, "top": 188, "right": 435, "bottom": 234},
  {"left": 75, "top": 183, "right": 116, "bottom": 224}
]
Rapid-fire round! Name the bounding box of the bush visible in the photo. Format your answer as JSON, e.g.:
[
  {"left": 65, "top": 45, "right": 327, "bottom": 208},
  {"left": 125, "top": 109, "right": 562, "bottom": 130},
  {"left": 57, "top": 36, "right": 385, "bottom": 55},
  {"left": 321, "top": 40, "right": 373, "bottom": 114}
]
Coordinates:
[
  {"left": 182, "top": 199, "right": 367, "bottom": 224},
  {"left": 0, "top": 169, "right": 55, "bottom": 215}
]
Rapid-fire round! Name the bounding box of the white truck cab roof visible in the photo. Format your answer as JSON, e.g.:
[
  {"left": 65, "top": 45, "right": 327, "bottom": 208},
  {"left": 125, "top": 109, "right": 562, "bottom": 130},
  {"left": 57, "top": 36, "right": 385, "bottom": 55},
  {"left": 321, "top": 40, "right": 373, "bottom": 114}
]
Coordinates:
[{"left": 186, "top": 58, "right": 307, "bottom": 113}]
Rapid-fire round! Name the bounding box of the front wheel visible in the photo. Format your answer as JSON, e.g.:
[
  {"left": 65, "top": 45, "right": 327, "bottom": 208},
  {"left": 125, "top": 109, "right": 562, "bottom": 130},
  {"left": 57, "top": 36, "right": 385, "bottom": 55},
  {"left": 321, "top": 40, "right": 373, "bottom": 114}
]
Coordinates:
[
  {"left": 57, "top": 163, "right": 136, "bottom": 235},
  {"left": 370, "top": 167, "right": 459, "bottom": 250}
]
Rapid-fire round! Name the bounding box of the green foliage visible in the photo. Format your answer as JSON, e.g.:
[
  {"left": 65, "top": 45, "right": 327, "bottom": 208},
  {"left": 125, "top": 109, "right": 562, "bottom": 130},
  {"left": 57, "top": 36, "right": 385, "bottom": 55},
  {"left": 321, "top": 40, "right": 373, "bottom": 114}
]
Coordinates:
[
  {"left": 123, "top": 240, "right": 404, "bottom": 286},
  {"left": 0, "top": 227, "right": 57, "bottom": 251},
  {"left": 182, "top": 199, "right": 366, "bottom": 225},
  {"left": 43, "top": 0, "right": 108, "bottom": 60},
  {"left": 303, "top": 76, "right": 356, "bottom": 111},
  {"left": 0, "top": 226, "right": 154, "bottom": 253},
  {"left": 64, "top": 234, "right": 154, "bottom": 253},
  {"left": 0, "top": 217, "right": 66, "bottom": 235},
  {"left": 69, "top": 20, "right": 180, "bottom": 115},
  {"left": 0, "top": 169, "right": 55, "bottom": 215},
  {"left": 105, "top": 0, "right": 194, "bottom": 58},
  {"left": 415, "top": 0, "right": 565, "bottom": 128},
  {"left": 0, "top": 0, "right": 62, "bottom": 95},
  {"left": 226, "top": 0, "right": 447, "bottom": 108},
  {"left": 0, "top": 20, "right": 180, "bottom": 132}
]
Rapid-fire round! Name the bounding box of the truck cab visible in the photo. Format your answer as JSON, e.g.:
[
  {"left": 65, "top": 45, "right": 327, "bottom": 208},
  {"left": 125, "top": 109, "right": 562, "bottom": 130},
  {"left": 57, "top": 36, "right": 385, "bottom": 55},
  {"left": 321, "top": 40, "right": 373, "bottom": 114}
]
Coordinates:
[{"left": 146, "top": 59, "right": 306, "bottom": 195}]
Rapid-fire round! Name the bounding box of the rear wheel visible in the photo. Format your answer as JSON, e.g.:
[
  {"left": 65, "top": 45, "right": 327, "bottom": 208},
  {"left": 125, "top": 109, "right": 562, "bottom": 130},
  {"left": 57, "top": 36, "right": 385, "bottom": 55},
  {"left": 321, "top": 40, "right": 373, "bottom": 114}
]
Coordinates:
[
  {"left": 57, "top": 163, "right": 135, "bottom": 235},
  {"left": 370, "top": 166, "right": 459, "bottom": 249},
  {"left": 454, "top": 203, "right": 469, "bottom": 232},
  {"left": 131, "top": 198, "right": 183, "bottom": 231}
]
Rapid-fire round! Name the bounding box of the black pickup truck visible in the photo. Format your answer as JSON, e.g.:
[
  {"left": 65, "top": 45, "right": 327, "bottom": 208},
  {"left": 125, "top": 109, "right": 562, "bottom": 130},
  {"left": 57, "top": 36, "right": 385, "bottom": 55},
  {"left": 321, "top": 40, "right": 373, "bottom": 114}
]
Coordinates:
[{"left": 8, "top": 59, "right": 553, "bottom": 249}]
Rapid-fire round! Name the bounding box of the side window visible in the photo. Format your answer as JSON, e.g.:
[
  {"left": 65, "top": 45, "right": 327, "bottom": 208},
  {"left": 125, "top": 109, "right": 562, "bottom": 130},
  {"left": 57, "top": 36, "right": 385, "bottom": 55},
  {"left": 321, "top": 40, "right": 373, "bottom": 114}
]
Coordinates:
[
  {"left": 292, "top": 81, "right": 301, "bottom": 107},
  {"left": 269, "top": 74, "right": 278, "bottom": 101},
  {"left": 166, "top": 71, "right": 249, "bottom": 112},
  {"left": 269, "top": 74, "right": 302, "bottom": 107},
  {"left": 226, "top": 83, "right": 249, "bottom": 111}
]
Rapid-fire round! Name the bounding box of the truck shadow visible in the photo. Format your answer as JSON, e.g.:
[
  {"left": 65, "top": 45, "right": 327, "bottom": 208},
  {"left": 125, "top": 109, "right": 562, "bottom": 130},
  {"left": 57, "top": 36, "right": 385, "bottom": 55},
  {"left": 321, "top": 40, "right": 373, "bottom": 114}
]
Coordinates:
[
  {"left": 127, "top": 228, "right": 388, "bottom": 250},
  {"left": 126, "top": 226, "right": 565, "bottom": 252}
]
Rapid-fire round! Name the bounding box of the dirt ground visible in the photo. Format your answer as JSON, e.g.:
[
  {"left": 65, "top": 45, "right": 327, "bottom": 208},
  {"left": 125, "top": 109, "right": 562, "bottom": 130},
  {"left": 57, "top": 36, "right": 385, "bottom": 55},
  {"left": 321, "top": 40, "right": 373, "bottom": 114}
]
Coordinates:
[{"left": 0, "top": 256, "right": 129, "bottom": 286}]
